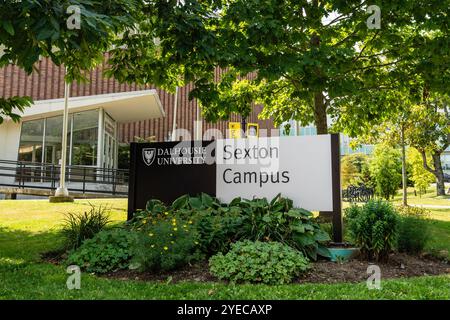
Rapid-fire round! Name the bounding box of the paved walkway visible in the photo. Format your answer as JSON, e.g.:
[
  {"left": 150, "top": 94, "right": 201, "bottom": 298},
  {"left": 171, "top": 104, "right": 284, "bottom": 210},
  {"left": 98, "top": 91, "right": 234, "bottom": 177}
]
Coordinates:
[{"left": 409, "top": 204, "right": 450, "bottom": 209}]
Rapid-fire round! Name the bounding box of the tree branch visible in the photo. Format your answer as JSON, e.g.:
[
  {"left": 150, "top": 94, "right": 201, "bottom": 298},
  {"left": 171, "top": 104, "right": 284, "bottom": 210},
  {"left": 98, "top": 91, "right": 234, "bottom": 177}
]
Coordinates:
[
  {"left": 352, "top": 30, "right": 380, "bottom": 62},
  {"left": 419, "top": 149, "right": 436, "bottom": 175}
]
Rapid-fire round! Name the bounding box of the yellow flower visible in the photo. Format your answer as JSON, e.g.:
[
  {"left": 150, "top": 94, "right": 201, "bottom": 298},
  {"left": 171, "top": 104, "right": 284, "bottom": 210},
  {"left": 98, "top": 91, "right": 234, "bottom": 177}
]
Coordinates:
[
  {"left": 172, "top": 218, "right": 176, "bottom": 222},
  {"left": 164, "top": 212, "right": 169, "bottom": 215},
  {"left": 172, "top": 222, "right": 176, "bottom": 226},
  {"left": 149, "top": 233, "right": 154, "bottom": 237},
  {"left": 183, "top": 224, "right": 187, "bottom": 228},
  {"left": 188, "top": 220, "right": 193, "bottom": 224},
  {"left": 173, "top": 227, "right": 178, "bottom": 231},
  {"left": 171, "top": 241, "right": 174, "bottom": 244},
  {"left": 151, "top": 244, "right": 155, "bottom": 248},
  {"left": 143, "top": 220, "right": 147, "bottom": 224},
  {"left": 194, "top": 241, "right": 199, "bottom": 245},
  {"left": 164, "top": 246, "right": 168, "bottom": 250}
]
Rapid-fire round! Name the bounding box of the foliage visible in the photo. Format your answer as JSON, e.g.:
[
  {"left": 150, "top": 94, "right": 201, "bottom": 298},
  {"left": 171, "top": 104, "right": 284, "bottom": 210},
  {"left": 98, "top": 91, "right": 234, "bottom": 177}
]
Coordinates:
[
  {"left": 396, "top": 206, "right": 431, "bottom": 255},
  {"left": 209, "top": 240, "right": 309, "bottom": 285},
  {"left": 346, "top": 200, "right": 400, "bottom": 261},
  {"left": 66, "top": 228, "right": 136, "bottom": 273},
  {"left": 369, "top": 144, "right": 402, "bottom": 200},
  {"left": 195, "top": 212, "right": 244, "bottom": 255},
  {"left": 131, "top": 212, "right": 201, "bottom": 272},
  {"left": 0, "top": 96, "right": 32, "bottom": 124},
  {"left": 0, "top": 0, "right": 141, "bottom": 81},
  {"left": 407, "top": 148, "right": 436, "bottom": 196},
  {"left": 341, "top": 153, "right": 372, "bottom": 188},
  {"left": 61, "top": 204, "right": 111, "bottom": 250},
  {"left": 405, "top": 99, "right": 450, "bottom": 196},
  {"left": 130, "top": 193, "right": 331, "bottom": 260},
  {"left": 234, "top": 195, "right": 331, "bottom": 260},
  {"left": 108, "top": 1, "right": 449, "bottom": 137},
  {"left": 0, "top": 0, "right": 142, "bottom": 121}
]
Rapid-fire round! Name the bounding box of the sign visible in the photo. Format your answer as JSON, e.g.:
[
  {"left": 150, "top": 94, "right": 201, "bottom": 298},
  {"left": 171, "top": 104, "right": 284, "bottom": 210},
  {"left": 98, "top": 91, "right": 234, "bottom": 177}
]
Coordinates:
[
  {"left": 127, "top": 134, "right": 342, "bottom": 241},
  {"left": 246, "top": 123, "right": 259, "bottom": 137},
  {"left": 216, "top": 135, "right": 333, "bottom": 211},
  {"left": 127, "top": 141, "right": 216, "bottom": 219},
  {"left": 228, "top": 122, "right": 242, "bottom": 139}
]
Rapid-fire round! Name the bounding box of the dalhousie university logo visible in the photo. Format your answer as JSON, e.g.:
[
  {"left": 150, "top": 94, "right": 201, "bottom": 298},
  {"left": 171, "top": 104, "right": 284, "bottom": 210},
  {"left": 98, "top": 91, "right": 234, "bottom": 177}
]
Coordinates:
[{"left": 142, "top": 148, "right": 156, "bottom": 166}]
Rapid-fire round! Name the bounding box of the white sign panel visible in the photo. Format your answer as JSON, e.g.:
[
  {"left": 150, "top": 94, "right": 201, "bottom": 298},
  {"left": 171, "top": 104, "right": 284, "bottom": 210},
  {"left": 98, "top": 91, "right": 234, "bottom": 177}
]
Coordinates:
[{"left": 215, "top": 135, "right": 334, "bottom": 211}]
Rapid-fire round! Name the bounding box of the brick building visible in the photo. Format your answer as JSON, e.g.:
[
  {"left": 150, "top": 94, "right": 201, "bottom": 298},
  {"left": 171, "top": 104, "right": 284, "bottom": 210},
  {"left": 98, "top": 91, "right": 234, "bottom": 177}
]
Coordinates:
[{"left": 0, "top": 57, "right": 275, "bottom": 171}]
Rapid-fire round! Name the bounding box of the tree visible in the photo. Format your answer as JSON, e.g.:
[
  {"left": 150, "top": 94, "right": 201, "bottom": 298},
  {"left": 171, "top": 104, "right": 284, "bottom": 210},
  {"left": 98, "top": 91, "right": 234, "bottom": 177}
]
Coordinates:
[
  {"left": 407, "top": 147, "right": 435, "bottom": 197},
  {"left": 108, "top": 0, "right": 449, "bottom": 137},
  {"left": 341, "top": 153, "right": 371, "bottom": 189},
  {"left": 0, "top": 0, "right": 141, "bottom": 122},
  {"left": 405, "top": 97, "right": 450, "bottom": 196},
  {"left": 369, "top": 143, "right": 402, "bottom": 200}
]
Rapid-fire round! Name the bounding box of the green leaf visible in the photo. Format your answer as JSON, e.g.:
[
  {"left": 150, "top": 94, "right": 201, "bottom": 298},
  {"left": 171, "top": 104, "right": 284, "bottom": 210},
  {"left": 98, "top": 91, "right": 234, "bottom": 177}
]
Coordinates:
[{"left": 3, "top": 21, "right": 14, "bottom": 36}]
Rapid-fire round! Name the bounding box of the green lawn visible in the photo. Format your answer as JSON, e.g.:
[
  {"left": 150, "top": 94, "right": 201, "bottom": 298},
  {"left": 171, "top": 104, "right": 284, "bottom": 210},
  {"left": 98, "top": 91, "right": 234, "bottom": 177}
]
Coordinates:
[
  {"left": 0, "top": 199, "right": 449, "bottom": 300},
  {"left": 391, "top": 186, "right": 450, "bottom": 206}
]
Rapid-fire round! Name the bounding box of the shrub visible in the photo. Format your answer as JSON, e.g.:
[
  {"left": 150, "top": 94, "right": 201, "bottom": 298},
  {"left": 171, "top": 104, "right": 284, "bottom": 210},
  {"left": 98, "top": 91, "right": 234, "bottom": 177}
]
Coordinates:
[
  {"left": 369, "top": 144, "right": 402, "bottom": 200},
  {"left": 61, "top": 204, "right": 111, "bottom": 250},
  {"left": 131, "top": 213, "right": 201, "bottom": 272},
  {"left": 130, "top": 194, "right": 331, "bottom": 260},
  {"left": 346, "top": 200, "right": 399, "bottom": 261},
  {"left": 209, "top": 240, "right": 309, "bottom": 284},
  {"left": 66, "top": 228, "right": 135, "bottom": 273},
  {"left": 396, "top": 206, "right": 431, "bottom": 254},
  {"left": 195, "top": 213, "right": 244, "bottom": 255},
  {"left": 236, "top": 195, "right": 331, "bottom": 260}
]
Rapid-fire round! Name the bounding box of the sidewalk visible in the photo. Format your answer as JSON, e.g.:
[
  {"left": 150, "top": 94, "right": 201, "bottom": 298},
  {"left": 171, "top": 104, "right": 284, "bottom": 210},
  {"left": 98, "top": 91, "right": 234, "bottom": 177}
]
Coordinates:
[{"left": 409, "top": 204, "right": 450, "bottom": 209}]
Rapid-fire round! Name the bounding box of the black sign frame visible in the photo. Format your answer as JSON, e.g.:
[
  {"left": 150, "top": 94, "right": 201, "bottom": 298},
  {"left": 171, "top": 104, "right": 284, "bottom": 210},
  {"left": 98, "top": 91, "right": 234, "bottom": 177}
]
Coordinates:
[{"left": 127, "top": 135, "right": 343, "bottom": 242}]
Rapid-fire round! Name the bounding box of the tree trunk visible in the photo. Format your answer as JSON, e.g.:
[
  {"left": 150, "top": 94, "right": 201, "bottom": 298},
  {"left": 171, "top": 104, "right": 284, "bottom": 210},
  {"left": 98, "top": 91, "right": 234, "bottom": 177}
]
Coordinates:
[
  {"left": 432, "top": 152, "right": 446, "bottom": 196},
  {"left": 314, "top": 92, "right": 328, "bottom": 134},
  {"left": 401, "top": 126, "right": 408, "bottom": 206}
]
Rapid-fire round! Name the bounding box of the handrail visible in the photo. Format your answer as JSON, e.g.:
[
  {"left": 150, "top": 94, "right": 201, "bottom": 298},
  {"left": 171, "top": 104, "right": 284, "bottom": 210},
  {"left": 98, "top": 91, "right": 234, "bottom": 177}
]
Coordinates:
[{"left": 0, "top": 159, "right": 129, "bottom": 196}]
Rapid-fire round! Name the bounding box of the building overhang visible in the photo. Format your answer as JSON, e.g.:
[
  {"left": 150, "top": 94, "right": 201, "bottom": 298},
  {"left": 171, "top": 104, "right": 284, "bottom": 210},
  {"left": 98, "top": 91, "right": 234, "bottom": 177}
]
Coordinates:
[{"left": 17, "top": 90, "right": 165, "bottom": 123}]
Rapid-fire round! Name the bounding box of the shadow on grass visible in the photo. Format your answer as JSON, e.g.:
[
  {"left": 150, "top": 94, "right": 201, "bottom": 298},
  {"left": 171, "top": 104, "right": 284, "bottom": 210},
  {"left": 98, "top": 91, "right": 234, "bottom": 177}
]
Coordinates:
[
  {"left": 426, "top": 219, "right": 450, "bottom": 260},
  {"left": 0, "top": 226, "right": 63, "bottom": 264}
]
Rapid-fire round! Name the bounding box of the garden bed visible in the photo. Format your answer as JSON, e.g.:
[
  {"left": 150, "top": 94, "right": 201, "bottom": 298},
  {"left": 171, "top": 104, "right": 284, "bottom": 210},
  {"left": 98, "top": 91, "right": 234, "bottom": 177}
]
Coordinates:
[{"left": 97, "top": 254, "right": 449, "bottom": 285}]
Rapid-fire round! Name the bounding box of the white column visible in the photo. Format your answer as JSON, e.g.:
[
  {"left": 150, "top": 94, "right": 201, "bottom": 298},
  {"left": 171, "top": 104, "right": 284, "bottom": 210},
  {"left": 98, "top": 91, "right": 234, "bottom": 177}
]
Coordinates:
[
  {"left": 171, "top": 86, "right": 179, "bottom": 141},
  {"left": 97, "top": 108, "right": 104, "bottom": 169},
  {"left": 54, "top": 74, "right": 70, "bottom": 197}
]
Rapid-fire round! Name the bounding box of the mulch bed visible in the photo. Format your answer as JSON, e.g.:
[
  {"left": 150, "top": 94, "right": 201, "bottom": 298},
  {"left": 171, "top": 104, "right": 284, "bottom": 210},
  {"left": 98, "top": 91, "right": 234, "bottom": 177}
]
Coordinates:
[{"left": 100, "top": 253, "right": 449, "bottom": 284}]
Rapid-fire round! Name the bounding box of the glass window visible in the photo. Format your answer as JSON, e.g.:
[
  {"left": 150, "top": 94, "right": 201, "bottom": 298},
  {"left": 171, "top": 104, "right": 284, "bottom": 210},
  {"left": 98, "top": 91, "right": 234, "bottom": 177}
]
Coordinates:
[
  {"left": 18, "top": 119, "right": 44, "bottom": 163},
  {"left": 71, "top": 110, "right": 98, "bottom": 166},
  {"left": 43, "top": 115, "right": 66, "bottom": 165}
]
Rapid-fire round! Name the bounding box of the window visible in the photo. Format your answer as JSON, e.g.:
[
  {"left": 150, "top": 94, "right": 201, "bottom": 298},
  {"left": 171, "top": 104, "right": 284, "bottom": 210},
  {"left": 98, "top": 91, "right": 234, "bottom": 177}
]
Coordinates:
[
  {"left": 18, "top": 119, "right": 44, "bottom": 163},
  {"left": 71, "top": 110, "right": 98, "bottom": 166},
  {"left": 18, "top": 109, "right": 101, "bottom": 167},
  {"left": 43, "top": 115, "right": 65, "bottom": 164}
]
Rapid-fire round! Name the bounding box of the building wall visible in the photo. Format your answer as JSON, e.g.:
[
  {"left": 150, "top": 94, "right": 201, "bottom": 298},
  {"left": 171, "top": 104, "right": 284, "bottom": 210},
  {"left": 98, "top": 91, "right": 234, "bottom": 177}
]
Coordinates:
[
  {"left": 0, "top": 120, "right": 21, "bottom": 161},
  {"left": 0, "top": 56, "right": 274, "bottom": 143},
  {"left": 0, "top": 120, "right": 21, "bottom": 185}
]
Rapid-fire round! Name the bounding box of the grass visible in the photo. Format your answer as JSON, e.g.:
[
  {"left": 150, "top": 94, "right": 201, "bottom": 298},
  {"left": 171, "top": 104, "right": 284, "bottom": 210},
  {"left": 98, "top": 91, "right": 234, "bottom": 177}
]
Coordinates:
[
  {"left": 0, "top": 198, "right": 449, "bottom": 300},
  {"left": 391, "top": 186, "right": 450, "bottom": 206},
  {"left": 424, "top": 209, "right": 450, "bottom": 260}
]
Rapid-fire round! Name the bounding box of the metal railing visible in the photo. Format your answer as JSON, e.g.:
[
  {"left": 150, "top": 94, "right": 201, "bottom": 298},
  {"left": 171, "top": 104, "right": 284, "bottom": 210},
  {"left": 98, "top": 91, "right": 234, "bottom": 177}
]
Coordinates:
[
  {"left": 342, "top": 184, "right": 374, "bottom": 203},
  {"left": 0, "top": 159, "right": 128, "bottom": 196}
]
